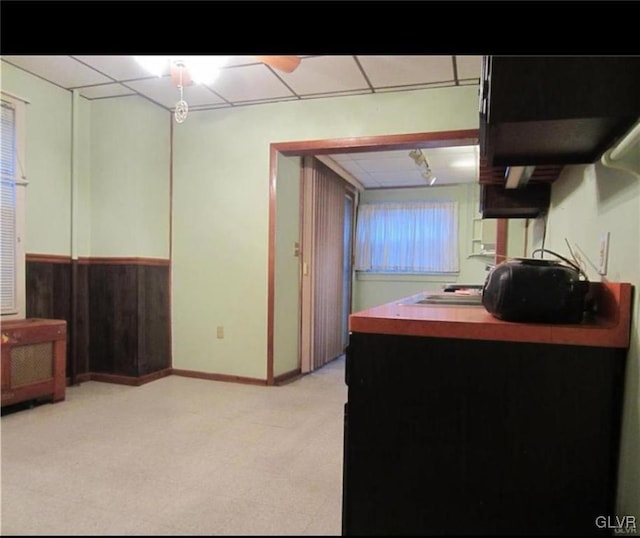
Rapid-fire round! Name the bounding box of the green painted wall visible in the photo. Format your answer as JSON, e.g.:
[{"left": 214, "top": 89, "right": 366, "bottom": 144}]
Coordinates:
[
  {"left": 1, "top": 62, "right": 72, "bottom": 255},
  {"left": 353, "top": 183, "right": 490, "bottom": 311},
  {"left": 506, "top": 218, "right": 527, "bottom": 259},
  {"left": 274, "top": 154, "right": 301, "bottom": 377},
  {"left": 532, "top": 162, "right": 640, "bottom": 525},
  {"left": 172, "top": 86, "right": 479, "bottom": 379},
  {"left": 89, "top": 97, "right": 170, "bottom": 258},
  {"left": 0, "top": 63, "right": 169, "bottom": 260}
]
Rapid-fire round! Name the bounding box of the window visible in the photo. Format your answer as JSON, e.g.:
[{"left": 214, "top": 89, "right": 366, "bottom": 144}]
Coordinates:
[
  {"left": 355, "top": 201, "right": 459, "bottom": 273},
  {"left": 1, "top": 94, "right": 26, "bottom": 319}
]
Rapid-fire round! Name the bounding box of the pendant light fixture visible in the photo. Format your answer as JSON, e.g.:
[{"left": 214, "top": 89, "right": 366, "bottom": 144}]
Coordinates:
[
  {"left": 173, "top": 60, "right": 189, "bottom": 123},
  {"left": 134, "top": 56, "right": 303, "bottom": 124}
]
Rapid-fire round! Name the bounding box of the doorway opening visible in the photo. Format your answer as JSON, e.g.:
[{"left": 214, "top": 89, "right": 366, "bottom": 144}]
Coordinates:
[{"left": 267, "top": 129, "right": 480, "bottom": 385}]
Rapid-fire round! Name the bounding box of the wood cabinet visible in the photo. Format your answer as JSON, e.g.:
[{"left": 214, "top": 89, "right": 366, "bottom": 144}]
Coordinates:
[
  {"left": 1, "top": 318, "right": 67, "bottom": 407},
  {"left": 342, "top": 332, "right": 627, "bottom": 535},
  {"left": 480, "top": 56, "right": 640, "bottom": 167},
  {"left": 480, "top": 181, "right": 551, "bottom": 219}
]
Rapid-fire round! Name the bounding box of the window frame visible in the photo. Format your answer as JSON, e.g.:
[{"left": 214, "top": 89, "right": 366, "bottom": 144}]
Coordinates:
[{"left": 1, "top": 93, "right": 27, "bottom": 320}]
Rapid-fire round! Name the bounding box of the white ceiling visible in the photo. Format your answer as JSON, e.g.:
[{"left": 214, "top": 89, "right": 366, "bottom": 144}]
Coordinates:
[
  {"left": 329, "top": 145, "right": 480, "bottom": 190},
  {"left": 1, "top": 54, "right": 482, "bottom": 189}
]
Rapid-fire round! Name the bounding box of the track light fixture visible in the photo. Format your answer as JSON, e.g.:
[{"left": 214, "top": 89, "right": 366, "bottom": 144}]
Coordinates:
[{"left": 409, "top": 149, "right": 437, "bottom": 185}]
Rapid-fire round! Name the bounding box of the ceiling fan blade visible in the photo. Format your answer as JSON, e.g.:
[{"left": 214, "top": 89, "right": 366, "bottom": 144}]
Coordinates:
[{"left": 256, "top": 55, "right": 301, "bottom": 73}]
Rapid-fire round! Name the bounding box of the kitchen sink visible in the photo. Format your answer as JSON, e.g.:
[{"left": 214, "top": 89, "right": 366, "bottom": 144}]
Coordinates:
[
  {"left": 401, "top": 287, "right": 484, "bottom": 306},
  {"left": 411, "top": 295, "right": 483, "bottom": 306}
]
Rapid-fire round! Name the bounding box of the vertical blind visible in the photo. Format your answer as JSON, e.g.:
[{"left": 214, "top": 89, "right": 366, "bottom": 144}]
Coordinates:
[
  {"left": 311, "top": 160, "right": 347, "bottom": 370},
  {"left": 355, "top": 201, "right": 459, "bottom": 273},
  {"left": 1, "top": 100, "right": 17, "bottom": 313}
]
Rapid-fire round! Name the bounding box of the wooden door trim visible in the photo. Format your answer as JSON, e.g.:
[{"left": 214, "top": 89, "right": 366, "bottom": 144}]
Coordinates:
[{"left": 267, "top": 129, "right": 480, "bottom": 385}]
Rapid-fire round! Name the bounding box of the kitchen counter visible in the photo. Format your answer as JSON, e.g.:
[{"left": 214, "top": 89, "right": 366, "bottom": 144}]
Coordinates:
[
  {"left": 349, "top": 281, "right": 632, "bottom": 348},
  {"left": 343, "top": 281, "right": 632, "bottom": 535}
]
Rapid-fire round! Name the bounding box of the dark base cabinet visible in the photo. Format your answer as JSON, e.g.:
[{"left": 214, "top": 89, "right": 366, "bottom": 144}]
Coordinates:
[{"left": 342, "top": 332, "right": 627, "bottom": 536}]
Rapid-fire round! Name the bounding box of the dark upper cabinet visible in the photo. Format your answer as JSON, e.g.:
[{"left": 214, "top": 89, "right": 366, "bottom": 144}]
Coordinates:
[
  {"left": 480, "top": 56, "right": 640, "bottom": 167},
  {"left": 480, "top": 182, "right": 551, "bottom": 219}
]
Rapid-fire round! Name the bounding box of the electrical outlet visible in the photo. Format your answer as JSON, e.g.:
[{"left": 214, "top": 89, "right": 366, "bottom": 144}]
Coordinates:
[
  {"left": 216, "top": 326, "right": 224, "bottom": 339},
  {"left": 598, "top": 232, "right": 610, "bottom": 275}
]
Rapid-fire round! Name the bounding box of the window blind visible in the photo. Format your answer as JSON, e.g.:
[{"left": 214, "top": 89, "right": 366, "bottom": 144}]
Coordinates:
[{"left": 1, "top": 100, "right": 17, "bottom": 314}]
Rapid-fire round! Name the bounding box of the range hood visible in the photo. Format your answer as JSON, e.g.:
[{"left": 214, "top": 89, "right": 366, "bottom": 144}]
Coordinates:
[
  {"left": 504, "top": 166, "right": 535, "bottom": 189},
  {"left": 479, "top": 159, "right": 563, "bottom": 218}
]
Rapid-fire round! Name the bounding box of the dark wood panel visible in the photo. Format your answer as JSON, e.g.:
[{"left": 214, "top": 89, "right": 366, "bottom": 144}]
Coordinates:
[
  {"left": 75, "top": 263, "right": 91, "bottom": 376},
  {"left": 89, "top": 264, "right": 138, "bottom": 376},
  {"left": 25, "top": 261, "right": 76, "bottom": 375},
  {"left": 137, "top": 264, "right": 171, "bottom": 375},
  {"left": 488, "top": 57, "right": 640, "bottom": 123},
  {"left": 27, "top": 257, "right": 172, "bottom": 380},
  {"left": 343, "top": 332, "right": 627, "bottom": 535},
  {"left": 26, "top": 262, "right": 55, "bottom": 318}
]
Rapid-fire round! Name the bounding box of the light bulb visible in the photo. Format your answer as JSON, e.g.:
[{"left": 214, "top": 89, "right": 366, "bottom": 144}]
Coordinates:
[
  {"left": 134, "top": 56, "right": 168, "bottom": 77},
  {"left": 181, "top": 56, "right": 230, "bottom": 85}
]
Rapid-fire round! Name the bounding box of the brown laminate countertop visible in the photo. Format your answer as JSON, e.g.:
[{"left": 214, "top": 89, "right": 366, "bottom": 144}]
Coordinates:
[{"left": 349, "top": 282, "right": 632, "bottom": 348}]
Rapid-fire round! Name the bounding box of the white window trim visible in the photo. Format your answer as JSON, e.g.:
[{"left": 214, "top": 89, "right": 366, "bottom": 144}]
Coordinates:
[{"left": 1, "top": 93, "right": 27, "bottom": 320}]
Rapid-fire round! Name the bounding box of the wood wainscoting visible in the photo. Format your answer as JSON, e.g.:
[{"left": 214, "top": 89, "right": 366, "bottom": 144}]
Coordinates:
[{"left": 26, "top": 255, "right": 171, "bottom": 384}]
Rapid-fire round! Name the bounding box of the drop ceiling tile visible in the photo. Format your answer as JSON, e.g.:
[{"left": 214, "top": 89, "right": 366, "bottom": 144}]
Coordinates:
[
  {"left": 336, "top": 160, "right": 369, "bottom": 178},
  {"left": 2, "top": 55, "right": 113, "bottom": 88},
  {"left": 357, "top": 56, "right": 455, "bottom": 87},
  {"left": 455, "top": 56, "right": 482, "bottom": 80},
  {"left": 331, "top": 144, "right": 479, "bottom": 189},
  {"left": 125, "top": 77, "right": 226, "bottom": 108},
  {"left": 223, "top": 95, "right": 299, "bottom": 107},
  {"left": 366, "top": 150, "right": 409, "bottom": 160},
  {"left": 304, "top": 89, "right": 373, "bottom": 100},
  {"left": 188, "top": 103, "right": 233, "bottom": 111},
  {"left": 278, "top": 56, "right": 368, "bottom": 95},
  {"left": 427, "top": 147, "right": 476, "bottom": 166},
  {"left": 375, "top": 81, "right": 454, "bottom": 93},
  {"left": 331, "top": 153, "right": 358, "bottom": 164},
  {"left": 173, "top": 85, "right": 227, "bottom": 108},
  {"left": 73, "top": 55, "right": 170, "bottom": 81},
  {"left": 223, "top": 55, "right": 315, "bottom": 69},
  {"left": 370, "top": 170, "right": 424, "bottom": 184},
  {"left": 377, "top": 172, "right": 406, "bottom": 182},
  {"left": 224, "top": 55, "right": 262, "bottom": 68},
  {"left": 210, "top": 64, "right": 294, "bottom": 103},
  {"left": 357, "top": 155, "right": 417, "bottom": 174},
  {"left": 429, "top": 145, "right": 478, "bottom": 156},
  {"left": 430, "top": 167, "right": 476, "bottom": 184},
  {"left": 77, "top": 83, "right": 136, "bottom": 99}
]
